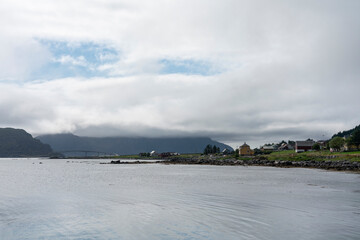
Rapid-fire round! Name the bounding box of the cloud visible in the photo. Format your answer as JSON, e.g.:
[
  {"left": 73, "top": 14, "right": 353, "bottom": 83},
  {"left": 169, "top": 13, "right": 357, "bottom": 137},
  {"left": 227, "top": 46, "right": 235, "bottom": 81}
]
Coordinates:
[
  {"left": 0, "top": 71, "right": 359, "bottom": 147},
  {"left": 0, "top": 38, "right": 51, "bottom": 81},
  {"left": 0, "top": 0, "right": 359, "bottom": 147},
  {"left": 55, "top": 55, "right": 88, "bottom": 67}
]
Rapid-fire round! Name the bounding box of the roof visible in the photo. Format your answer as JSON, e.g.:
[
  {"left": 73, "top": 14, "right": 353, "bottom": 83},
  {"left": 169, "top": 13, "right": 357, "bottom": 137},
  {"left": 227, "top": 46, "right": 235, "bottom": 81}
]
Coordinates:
[
  {"left": 262, "top": 145, "right": 275, "bottom": 150},
  {"left": 240, "top": 142, "right": 249, "bottom": 147},
  {"left": 296, "top": 141, "right": 315, "bottom": 147}
]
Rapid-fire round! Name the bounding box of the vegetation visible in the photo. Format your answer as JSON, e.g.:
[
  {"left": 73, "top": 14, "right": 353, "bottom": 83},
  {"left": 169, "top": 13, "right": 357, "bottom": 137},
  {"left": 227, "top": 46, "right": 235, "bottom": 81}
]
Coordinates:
[
  {"left": 139, "top": 152, "right": 151, "bottom": 157},
  {"left": 268, "top": 150, "right": 360, "bottom": 162},
  {"left": 312, "top": 143, "right": 321, "bottom": 151},
  {"left": 332, "top": 124, "right": 360, "bottom": 138},
  {"left": 112, "top": 150, "right": 360, "bottom": 163},
  {"left": 203, "top": 144, "right": 220, "bottom": 155},
  {"left": 329, "top": 137, "right": 345, "bottom": 151},
  {"left": 234, "top": 149, "right": 239, "bottom": 158},
  {"left": 347, "top": 129, "right": 360, "bottom": 150}
]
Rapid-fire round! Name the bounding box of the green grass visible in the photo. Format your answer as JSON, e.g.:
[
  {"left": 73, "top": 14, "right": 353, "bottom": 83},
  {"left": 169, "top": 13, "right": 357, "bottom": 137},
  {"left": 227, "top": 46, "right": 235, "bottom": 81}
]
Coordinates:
[
  {"left": 268, "top": 150, "right": 360, "bottom": 162},
  {"left": 103, "top": 153, "right": 203, "bottom": 159},
  {"left": 102, "top": 154, "right": 146, "bottom": 159},
  {"left": 101, "top": 151, "right": 360, "bottom": 162}
]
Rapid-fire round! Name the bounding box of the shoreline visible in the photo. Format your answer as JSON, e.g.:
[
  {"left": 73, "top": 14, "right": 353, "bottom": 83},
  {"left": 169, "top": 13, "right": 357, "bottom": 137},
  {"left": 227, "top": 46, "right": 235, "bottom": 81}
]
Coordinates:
[{"left": 107, "top": 157, "right": 360, "bottom": 172}]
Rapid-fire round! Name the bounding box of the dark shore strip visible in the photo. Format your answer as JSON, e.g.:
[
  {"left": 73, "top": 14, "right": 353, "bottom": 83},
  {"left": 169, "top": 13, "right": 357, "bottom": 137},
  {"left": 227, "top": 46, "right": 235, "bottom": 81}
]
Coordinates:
[{"left": 107, "top": 157, "right": 360, "bottom": 172}]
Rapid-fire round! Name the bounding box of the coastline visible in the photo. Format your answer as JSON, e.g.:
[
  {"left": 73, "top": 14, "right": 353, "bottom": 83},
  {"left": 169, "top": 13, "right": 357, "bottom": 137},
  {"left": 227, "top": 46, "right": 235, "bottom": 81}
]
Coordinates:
[{"left": 107, "top": 157, "right": 360, "bottom": 172}]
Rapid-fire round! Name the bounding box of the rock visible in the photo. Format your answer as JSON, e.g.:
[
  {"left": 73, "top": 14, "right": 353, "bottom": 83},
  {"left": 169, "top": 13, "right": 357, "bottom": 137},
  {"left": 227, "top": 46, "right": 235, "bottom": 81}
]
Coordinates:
[{"left": 110, "top": 160, "right": 121, "bottom": 164}]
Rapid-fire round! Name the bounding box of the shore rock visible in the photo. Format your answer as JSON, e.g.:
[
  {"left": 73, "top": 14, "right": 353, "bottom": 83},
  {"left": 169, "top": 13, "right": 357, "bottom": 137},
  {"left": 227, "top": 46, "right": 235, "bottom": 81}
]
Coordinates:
[{"left": 161, "top": 157, "right": 360, "bottom": 172}]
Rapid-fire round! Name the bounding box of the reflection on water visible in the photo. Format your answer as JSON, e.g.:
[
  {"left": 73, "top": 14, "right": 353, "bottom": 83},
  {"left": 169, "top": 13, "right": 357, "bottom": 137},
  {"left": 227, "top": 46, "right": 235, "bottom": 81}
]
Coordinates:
[{"left": 0, "top": 159, "right": 359, "bottom": 240}]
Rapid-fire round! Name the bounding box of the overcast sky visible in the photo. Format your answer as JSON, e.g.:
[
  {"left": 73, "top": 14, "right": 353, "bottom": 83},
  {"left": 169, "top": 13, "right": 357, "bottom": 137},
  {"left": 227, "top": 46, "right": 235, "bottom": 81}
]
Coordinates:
[{"left": 1, "top": 0, "right": 359, "bottom": 148}]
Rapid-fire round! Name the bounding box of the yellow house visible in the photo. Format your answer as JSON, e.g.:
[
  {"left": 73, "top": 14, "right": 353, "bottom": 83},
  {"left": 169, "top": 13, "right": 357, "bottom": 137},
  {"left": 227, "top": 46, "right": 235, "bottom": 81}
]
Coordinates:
[{"left": 239, "top": 142, "right": 254, "bottom": 156}]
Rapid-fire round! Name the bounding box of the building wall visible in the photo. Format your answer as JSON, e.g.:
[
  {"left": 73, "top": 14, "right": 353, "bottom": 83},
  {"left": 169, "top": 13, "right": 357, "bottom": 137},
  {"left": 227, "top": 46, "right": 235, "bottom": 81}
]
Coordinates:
[
  {"left": 295, "top": 146, "right": 312, "bottom": 153},
  {"left": 240, "top": 146, "right": 254, "bottom": 156}
]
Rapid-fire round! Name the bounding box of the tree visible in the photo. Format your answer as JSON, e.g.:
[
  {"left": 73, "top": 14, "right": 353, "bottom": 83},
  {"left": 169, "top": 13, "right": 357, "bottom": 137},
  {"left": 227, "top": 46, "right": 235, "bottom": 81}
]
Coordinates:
[
  {"left": 204, "top": 144, "right": 220, "bottom": 155},
  {"left": 213, "top": 145, "right": 217, "bottom": 154},
  {"left": 348, "top": 129, "right": 360, "bottom": 150},
  {"left": 329, "top": 137, "right": 345, "bottom": 152},
  {"left": 203, "top": 145, "right": 221, "bottom": 155},
  {"left": 312, "top": 143, "right": 320, "bottom": 151},
  {"left": 203, "top": 144, "right": 212, "bottom": 155},
  {"left": 234, "top": 149, "right": 239, "bottom": 158}
]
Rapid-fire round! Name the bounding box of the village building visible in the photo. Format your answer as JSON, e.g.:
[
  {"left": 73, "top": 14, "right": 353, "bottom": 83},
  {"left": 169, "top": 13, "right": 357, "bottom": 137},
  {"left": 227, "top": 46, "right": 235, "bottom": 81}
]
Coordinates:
[
  {"left": 150, "top": 150, "right": 158, "bottom": 157},
  {"left": 222, "top": 148, "right": 231, "bottom": 155},
  {"left": 295, "top": 140, "right": 315, "bottom": 153},
  {"left": 260, "top": 145, "right": 276, "bottom": 152},
  {"left": 316, "top": 140, "right": 329, "bottom": 150},
  {"left": 239, "top": 143, "right": 254, "bottom": 156},
  {"left": 278, "top": 143, "right": 293, "bottom": 151}
]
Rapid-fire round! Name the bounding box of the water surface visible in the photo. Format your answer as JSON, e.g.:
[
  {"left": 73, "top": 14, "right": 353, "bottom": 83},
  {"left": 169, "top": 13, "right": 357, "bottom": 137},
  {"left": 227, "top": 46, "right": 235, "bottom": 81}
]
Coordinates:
[{"left": 0, "top": 158, "right": 359, "bottom": 239}]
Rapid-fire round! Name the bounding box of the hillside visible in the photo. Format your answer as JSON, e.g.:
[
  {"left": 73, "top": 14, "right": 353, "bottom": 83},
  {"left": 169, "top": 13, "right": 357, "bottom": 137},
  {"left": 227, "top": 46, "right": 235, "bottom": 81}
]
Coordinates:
[
  {"left": 332, "top": 124, "right": 360, "bottom": 138},
  {"left": 0, "top": 128, "right": 53, "bottom": 157},
  {"left": 36, "top": 134, "right": 233, "bottom": 156}
]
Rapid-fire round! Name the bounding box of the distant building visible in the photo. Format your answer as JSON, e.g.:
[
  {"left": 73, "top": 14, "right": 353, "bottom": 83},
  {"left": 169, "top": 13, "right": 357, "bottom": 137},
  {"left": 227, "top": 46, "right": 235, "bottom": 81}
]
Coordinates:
[
  {"left": 160, "top": 152, "right": 171, "bottom": 158},
  {"left": 239, "top": 143, "right": 254, "bottom": 156},
  {"left": 261, "top": 145, "right": 275, "bottom": 152},
  {"left": 222, "top": 148, "right": 231, "bottom": 155},
  {"left": 157, "top": 152, "right": 180, "bottom": 158},
  {"left": 150, "top": 150, "right": 158, "bottom": 157},
  {"left": 278, "top": 143, "right": 294, "bottom": 151},
  {"left": 295, "top": 141, "right": 315, "bottom": 153},
  {"left": 316, "top": 140, "right": 329, "bottom": 150}
]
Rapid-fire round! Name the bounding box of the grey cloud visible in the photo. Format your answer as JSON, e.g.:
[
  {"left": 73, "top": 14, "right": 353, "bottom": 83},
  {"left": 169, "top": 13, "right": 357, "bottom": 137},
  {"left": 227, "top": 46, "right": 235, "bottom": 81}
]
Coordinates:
[{"left": 0, "top": 0, "right": 359, "bottom": 148}]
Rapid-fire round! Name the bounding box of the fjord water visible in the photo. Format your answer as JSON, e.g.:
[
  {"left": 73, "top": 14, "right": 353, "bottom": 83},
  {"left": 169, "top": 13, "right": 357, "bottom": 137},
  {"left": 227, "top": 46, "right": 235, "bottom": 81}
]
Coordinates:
[{"left": 0, "top": 159, "right": 359, "bottom": 240}]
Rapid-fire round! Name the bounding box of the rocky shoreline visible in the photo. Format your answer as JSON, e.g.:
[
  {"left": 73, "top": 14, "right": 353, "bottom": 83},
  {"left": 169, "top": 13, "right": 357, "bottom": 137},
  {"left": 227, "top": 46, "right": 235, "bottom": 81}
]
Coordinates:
[
  {"left": 163, "top": 157, "right": 360, "bottom": 172},
  {"left": 108, "top": 157, "right": 360, "bottom": 172}
]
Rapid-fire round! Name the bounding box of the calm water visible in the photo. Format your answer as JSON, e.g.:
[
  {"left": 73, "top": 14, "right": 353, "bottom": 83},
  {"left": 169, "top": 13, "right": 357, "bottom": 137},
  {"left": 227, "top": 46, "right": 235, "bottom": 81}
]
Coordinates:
[{"left": 0, "top": 159, "right": 359, "bottom": 240}]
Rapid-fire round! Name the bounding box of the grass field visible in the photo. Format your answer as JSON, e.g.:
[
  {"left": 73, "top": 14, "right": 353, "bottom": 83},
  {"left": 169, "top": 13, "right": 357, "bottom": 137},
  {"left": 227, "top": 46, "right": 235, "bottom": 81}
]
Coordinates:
[
  {"left": 102, "top": 150, "right": 360, "bottom": 162},
  {"left": 104, "top": 153, "right": 202, "bottom": 159},
  {"left": 268, "top": 150, "right": 360, "bottom": 162}
]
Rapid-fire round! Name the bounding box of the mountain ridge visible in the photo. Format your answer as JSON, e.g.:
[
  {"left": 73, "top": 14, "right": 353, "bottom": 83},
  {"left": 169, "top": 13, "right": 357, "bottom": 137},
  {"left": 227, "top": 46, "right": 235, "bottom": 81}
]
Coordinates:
[
  {"left": 36, "top": 133, "right": 233, "bottom": 156},
  {"left": 0, "top": 128, "right": 53, "bottom": 157}
]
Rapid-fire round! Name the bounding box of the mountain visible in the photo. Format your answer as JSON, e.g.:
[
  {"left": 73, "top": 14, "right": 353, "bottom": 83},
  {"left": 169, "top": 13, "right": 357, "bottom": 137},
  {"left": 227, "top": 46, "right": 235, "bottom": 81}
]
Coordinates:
[
  {"left": 332, "top": 124, "right": 360, "bottom": 139},
  {"left": 0, "top": 128, "right": 53, "bottom": 157},
  {"left": 36, "top": 134, "right": 233, "bottom": 156}
]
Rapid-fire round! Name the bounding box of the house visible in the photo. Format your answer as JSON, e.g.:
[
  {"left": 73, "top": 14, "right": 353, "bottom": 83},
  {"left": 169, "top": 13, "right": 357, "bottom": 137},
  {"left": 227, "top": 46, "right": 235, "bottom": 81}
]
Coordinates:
[
  {"left": 316, "top": 140, "right": 329, "bottom": 150},
  {"left": 342, "top": 135, "right": 357, "bottom": 151},
  {"left": 160, "top": 152, "right": 171, "bottom": 158},
  {"left": 295, "top": 140, "right": 315, "bottom": 153},
  {"left": 222, "top": 148, "right": 231, "bottom": 155},
  {"left": 239, "top": 142, "right": 254, "bottom": 156},
  {"left": 344, "top": 142, "right": 357, "bottom": 151},
  {"left": 150, "top": 150, "right": 158, "bottom": 157},
  {"left": 261, "top": 145, "right": 276, "bottom": 152},
  {"left": 278, "top": 143, "right": 294, "bottom": 151}
]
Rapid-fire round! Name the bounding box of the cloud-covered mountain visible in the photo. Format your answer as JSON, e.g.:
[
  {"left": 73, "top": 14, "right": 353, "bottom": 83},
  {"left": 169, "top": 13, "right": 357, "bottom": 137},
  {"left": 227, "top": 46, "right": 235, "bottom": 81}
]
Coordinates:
[{"left": 37, "top": 134, "right": 233, "bottom": 156}]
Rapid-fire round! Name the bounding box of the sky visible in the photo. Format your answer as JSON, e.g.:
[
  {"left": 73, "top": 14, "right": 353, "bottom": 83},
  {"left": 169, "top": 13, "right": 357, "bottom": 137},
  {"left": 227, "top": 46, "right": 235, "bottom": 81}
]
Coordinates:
[{"left": 0, "top": 0, "right": 359, "bottom": 148}]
